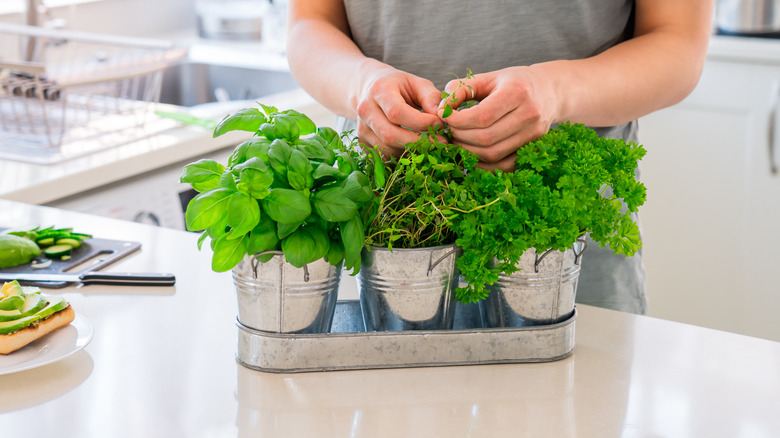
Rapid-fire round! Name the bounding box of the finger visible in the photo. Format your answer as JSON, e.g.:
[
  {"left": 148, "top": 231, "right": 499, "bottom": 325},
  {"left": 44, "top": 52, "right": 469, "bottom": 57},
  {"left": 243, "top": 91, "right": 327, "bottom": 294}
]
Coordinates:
[
  {"left": 411, "top": 78, "right": 445, "bottom": 116},
  {"left": 357, "top": 119, "right": 404, "bottom": 158},
  {"left": 440, "top": 77, "right": 518, "bottom": 130},
  {"left": 357, "top": 99, "right": 425, "bottom": 148},
  {"left": 375, "top": 88, "right": 443, "bottom": 132}
]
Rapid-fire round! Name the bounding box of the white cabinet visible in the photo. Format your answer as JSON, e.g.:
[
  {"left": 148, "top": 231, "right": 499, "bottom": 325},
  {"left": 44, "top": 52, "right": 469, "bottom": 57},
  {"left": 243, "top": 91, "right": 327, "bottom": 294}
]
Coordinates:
[{"left": 639, "top": 51, "right": 780, "bottom": 341}]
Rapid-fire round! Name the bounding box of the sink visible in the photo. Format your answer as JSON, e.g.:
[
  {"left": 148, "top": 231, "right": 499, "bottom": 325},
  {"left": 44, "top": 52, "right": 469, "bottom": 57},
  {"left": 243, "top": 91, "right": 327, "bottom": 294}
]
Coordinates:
[{"left": 158, "top": 62, "right": 300, "bottom": 107}]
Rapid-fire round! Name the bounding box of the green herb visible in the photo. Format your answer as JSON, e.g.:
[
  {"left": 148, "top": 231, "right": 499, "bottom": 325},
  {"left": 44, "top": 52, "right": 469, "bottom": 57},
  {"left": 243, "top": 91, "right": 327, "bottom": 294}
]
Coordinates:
[
  {"left": 364, "top": 126, "right": 478, "bottom": 250},
  {"left": 365, "top": 122, "right": 647, "bottom": 304},
  {"left": 181, "top": 105, "right": 376, "bottom": 273},
  {"left": 440, "top": 69, "right": 476, "bottom": 119},
  {"left": 447, "top": 122, "right": 647, "bottom": 303}
]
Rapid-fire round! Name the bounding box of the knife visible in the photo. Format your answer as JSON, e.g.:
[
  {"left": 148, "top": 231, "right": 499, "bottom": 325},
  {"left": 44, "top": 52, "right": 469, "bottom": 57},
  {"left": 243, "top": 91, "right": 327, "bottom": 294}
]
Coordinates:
[{"left": 0, "top": 271, "right": 176, "bottom": 286}]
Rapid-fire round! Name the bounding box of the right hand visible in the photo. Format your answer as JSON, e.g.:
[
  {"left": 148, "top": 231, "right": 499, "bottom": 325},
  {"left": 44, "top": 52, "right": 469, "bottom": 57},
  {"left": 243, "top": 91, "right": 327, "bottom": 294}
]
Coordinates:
[{"left": 354, "top": 64, "right": 444, "bottom": 157}]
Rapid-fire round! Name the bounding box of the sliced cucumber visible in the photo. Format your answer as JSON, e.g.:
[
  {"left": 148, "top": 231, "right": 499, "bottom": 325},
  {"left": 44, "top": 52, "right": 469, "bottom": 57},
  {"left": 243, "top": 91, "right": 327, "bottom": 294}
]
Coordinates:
[
  {"left": 55, "top": 238, "right": 82, "bottom": 248},
  {"left": 36, "top": 237, "right": 55, "bottom": 247},
  {"left": 43, "top": 244, "right": 73, "bottom": 258}
]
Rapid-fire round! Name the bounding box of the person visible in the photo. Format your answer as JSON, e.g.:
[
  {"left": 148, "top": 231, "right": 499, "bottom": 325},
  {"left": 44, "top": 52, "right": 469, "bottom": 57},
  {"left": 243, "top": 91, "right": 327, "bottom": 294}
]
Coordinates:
[{"left": 285, "top": 0, "right": 714, "bottom": 314}]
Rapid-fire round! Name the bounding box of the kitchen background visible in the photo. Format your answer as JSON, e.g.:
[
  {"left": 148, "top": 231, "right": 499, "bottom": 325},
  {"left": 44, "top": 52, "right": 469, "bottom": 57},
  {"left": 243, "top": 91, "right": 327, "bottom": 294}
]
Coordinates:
[{"left": 1, "top": 0, "right": 779, "bottom": 343}]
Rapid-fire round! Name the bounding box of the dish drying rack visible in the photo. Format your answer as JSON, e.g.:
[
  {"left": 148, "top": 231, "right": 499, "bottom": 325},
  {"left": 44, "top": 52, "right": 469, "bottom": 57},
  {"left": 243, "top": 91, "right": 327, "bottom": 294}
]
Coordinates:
[{"left": 0, "top": 23, "right": 186, "bottom": 164}]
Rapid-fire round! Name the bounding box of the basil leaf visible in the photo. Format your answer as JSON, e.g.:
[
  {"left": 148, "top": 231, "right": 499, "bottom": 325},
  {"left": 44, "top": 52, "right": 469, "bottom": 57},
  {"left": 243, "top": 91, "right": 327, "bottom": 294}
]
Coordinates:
[
  {"left": 307, "top": 224, "right": 331, "bottom": 262},
  {"left": 185, "top": 188, "right": 233, "bottom": 231},
  {"left": 317, "top": 126, "right": 339, "bottom": 145},
  {"left": 247, "top": 220, "right": 279, "bottom": 255},
  {"left": 213, "top": 108, "right": 267, "bottom": 137},
  {"left": 340, "top": 215, "right": 364, "bottom": 274},
  {"left": 272, "top": 113, "right": 300, "bottom": 142},
  {"left": 226, "top": 192, "right": 261, "bottom": 238},
  {"left": 341, "top": 171, "right": 373, "bottom": 203},
  {"left": 196, "top": 231, "right": 208, "bottom": 250},
  {"left": 219, "top": 170, "right": 238, "bottom": 190},
  {"left": 261, "top": 188, "right": 311, "bottom": 224},
  {"left": 295, "top": 137, "right": 335, "bottom": 163},
  {"left": 268, "top": 139, "right": 293, "bottom": 177},
  {"left": 211, "top": 234, "right": 248, "bottom": 272},
  {"left": 281, "top": 228, "right": 317, "bottom": 268},
  {"left": 313, "top": 163, "right": 346, "bottom": 181},
  {"left": 312, "top": 187, "right": 358, "bottom": 222},
  {"left": 242, "top": 137, "right": 271, "bottom": 161},
  {"left": 235, "top": 157, "right": 274, "bottom": 199},
  {"left": 180, "top": 159, "right": 225, "bottom": 192},
  {"left": 283, "top": 109, "right": 317, "bottom": 135},
  {"left": 259, "top": 103, "right": 278, "bottom": 116},
  {"left": 324, "top": 239, "right": 344, "bottom": 266},
  {"left": 276, "top": 221, "right": 300, "bottom": 240},
  {"left": 287, "top": 171, "right": 308, "bottom": 191}
]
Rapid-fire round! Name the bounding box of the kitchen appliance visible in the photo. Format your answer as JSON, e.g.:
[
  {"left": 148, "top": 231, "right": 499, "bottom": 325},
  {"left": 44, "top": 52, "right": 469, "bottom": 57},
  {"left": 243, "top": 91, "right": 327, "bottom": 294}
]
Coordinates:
[{"left": 716, "top": 0, "right": 780, "bottom": 36}]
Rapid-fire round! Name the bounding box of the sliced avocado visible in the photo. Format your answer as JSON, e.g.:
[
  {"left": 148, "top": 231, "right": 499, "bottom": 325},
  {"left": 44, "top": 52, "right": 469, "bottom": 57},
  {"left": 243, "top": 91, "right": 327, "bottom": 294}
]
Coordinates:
[
  {"left": 1, "top": 280, "right": 24, "bottom": 298},
  {"left": 0, "top": 297, "right": 70, "bottom": 335},
  {"left": 0, "top": 295, "right": 25, "bottom": 311},
  {"left": 19, "top": 294, "right": 47, "bottom": 317},
  {"left": 35, "top": 296, "right": 69, "bottom": 319},
  {"left": 0, "top": 308, "right": 23, "bottom": 322},
  {"left": 0, "top": 314, "right": 40, "bottom": 335}
]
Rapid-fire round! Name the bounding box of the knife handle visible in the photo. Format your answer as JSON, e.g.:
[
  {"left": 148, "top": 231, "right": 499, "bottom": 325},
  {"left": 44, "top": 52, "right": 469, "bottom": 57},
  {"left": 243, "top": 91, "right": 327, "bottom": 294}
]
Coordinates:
[{"left": 79, "top": 272, "right": 176, "bottom": 286}]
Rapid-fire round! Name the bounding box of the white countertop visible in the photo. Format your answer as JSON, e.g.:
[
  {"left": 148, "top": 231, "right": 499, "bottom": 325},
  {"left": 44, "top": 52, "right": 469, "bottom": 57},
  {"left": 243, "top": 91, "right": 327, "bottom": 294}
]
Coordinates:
[{"left": 0, "top": 199, "right": 778, "bottom": 437}]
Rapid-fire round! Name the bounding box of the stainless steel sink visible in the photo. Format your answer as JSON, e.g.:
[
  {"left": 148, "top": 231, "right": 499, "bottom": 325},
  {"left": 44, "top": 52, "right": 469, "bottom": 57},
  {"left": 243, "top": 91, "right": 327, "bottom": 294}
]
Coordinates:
[{"left": 158, "top": 62, "right": 300, "bottom": 107}]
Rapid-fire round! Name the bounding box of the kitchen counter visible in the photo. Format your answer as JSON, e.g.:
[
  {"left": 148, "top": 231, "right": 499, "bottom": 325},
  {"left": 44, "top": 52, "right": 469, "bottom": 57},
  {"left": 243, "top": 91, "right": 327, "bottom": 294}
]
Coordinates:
[
  {"left": 0, "top": 86, "right": 331, "bottom": 206},
  {"left": 0, "top": 199, "right": 778, "bottom": 437}
]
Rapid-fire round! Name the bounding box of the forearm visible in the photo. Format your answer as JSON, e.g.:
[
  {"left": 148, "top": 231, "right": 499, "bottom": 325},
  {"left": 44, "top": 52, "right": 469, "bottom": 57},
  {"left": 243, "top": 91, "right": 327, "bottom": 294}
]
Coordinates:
[
  {"left": 541, "top": 1, "right": 713, "bottom": 127},
  {"left": 287, "top": 15, "right": 387, "bottom": 119}
]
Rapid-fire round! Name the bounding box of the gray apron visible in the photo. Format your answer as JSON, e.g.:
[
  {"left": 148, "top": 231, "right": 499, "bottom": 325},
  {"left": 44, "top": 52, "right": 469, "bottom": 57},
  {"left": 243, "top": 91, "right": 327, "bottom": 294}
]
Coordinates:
[{"left": 336, "top": 0, "right": 646, "bottom": 314}]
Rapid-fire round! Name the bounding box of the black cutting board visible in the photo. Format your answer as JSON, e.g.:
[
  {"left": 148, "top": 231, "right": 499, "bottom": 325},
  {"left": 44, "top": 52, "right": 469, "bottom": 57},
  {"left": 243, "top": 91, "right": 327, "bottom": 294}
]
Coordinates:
[{"left": 0, "top": 237, "right": 142, "bottom": 288}]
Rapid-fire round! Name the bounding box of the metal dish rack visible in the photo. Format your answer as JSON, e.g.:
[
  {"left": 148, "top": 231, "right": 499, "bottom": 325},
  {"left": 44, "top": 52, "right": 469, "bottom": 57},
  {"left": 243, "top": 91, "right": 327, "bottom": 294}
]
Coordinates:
[{"left": 0, "top": 23, "right": 186, "bottom": 164}]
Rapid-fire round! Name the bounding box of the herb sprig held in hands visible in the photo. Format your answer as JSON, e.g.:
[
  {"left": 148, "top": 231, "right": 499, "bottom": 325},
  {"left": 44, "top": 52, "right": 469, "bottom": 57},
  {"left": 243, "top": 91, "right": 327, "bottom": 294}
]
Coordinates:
[{"left": 180, "top": 104, "right": 378, "bottom": 274}]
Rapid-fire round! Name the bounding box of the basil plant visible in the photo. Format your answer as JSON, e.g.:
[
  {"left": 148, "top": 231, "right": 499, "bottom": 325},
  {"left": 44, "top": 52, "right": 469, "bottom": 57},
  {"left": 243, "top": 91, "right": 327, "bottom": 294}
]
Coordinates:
[{"left": 180, "top": 104, "right": 376, "bottom": 274}]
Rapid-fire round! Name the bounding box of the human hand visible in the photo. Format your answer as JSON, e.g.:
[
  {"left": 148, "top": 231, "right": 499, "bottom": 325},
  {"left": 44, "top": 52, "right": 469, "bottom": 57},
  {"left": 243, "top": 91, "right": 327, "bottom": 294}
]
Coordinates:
[
  {"left": 438, "top": 66, "right": 558, "bottom": 171},
  {"left": 355, "top": 63, "right": 444, "bottom": 157}
]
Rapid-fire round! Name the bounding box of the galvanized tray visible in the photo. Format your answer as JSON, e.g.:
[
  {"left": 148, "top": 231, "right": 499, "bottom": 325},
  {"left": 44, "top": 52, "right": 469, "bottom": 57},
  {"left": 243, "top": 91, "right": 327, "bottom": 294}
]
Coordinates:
[{"left": 236, "top": 300, "right": 576, "bottom": 373}]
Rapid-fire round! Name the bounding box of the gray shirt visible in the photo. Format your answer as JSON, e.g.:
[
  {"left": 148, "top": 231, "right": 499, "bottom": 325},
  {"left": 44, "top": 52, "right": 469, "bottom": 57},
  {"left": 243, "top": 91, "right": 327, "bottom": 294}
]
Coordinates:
[{"left": 337, "top": 0, "right": 646, "bottom": 314}]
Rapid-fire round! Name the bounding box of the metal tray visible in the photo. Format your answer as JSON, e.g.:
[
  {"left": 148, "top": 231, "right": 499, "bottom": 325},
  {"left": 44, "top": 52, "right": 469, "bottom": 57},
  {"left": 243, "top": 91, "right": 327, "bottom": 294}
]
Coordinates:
[{"left": 236, "top": 300, "right": 576, "bottom": 373}]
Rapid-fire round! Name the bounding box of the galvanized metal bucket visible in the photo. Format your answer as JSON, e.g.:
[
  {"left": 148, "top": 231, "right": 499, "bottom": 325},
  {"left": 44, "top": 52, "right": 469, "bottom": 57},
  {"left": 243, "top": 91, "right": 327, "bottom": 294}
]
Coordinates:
[
  {"left": 357, "top": 244, "right": 461, "bottom": 331},
  {"left": 233, "top": 252, "right": 342, "bottom": 334},
  {"left": 480, "top": 237, "right": 588, "bottom": 327}
]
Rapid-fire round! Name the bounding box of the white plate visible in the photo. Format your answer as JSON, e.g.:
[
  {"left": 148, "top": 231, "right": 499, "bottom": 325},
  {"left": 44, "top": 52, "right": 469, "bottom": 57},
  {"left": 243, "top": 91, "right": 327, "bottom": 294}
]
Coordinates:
[{"left": 0, "top": 314, "right": 93, "bottom": 375}]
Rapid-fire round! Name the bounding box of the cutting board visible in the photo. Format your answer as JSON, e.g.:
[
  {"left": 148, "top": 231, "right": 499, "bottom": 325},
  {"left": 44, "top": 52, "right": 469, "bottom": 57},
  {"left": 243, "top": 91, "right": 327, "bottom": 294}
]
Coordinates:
[{"left": 0, "top": 237, "right": 142, "bottom": 288}]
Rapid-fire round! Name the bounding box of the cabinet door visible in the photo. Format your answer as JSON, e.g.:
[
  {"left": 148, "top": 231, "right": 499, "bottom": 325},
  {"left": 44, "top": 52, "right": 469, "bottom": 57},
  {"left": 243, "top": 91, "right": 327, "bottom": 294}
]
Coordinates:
[{"left": 638, "top": 60, "right": 780, "bottom": 341}]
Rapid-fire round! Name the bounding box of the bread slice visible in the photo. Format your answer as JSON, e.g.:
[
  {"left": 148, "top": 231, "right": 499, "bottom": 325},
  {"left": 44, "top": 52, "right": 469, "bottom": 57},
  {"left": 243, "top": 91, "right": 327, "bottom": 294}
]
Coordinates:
[{"left": 0, "top": 306, "right": 76, "bottom": 355}]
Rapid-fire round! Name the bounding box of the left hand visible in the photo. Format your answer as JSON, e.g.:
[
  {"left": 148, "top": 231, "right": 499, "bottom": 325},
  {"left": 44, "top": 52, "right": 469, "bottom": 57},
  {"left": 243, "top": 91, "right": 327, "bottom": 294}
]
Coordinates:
[{"left": 438, "top": 66, "right": 559, "bottom": 171}]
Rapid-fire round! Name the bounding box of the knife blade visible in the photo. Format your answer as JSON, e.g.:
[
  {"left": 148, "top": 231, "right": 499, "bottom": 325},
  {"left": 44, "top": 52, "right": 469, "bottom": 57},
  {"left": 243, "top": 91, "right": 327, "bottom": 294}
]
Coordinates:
[{"left": 0, "top": 271, "right": 176, "bottom": 286}]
